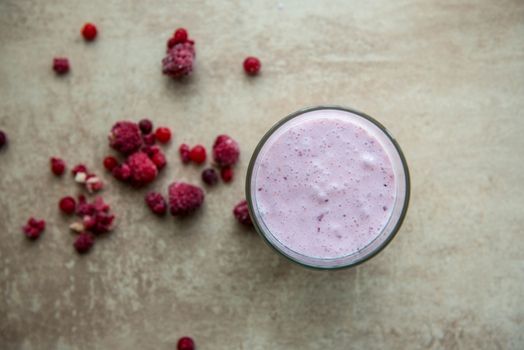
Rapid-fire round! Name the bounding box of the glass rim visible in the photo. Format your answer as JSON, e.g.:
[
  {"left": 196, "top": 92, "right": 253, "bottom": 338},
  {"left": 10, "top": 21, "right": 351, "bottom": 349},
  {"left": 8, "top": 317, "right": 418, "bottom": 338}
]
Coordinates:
[{"left": 245, "top": 105, "right": 411, "bottom": 270}]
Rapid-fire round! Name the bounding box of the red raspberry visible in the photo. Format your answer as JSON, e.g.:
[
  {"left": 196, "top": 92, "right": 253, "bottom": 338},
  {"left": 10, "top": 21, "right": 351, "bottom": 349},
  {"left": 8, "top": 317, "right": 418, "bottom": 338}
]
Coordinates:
[
  {"left": 212, "top": 135, "right": 240, "bottom": 167},
  {"left": 74, "top": 232, "right": 95, "bottom": 254},
  {"left": 22, "top": 218, "right": 46, "bottom": 240},
  {"left": 233, "top": 200, "right": 253, "bottom": 226},
  {"left": 50, "top": 157, "right": 66, "bottom": 176},
  {"left": 220, "top": 167, "right": 234, "bottom": 183},
  {"left": 85, "top": 174, "right": 104, "bottom": 193},
  {"left": 201, "top": 168, "right": 218, "bottom": 186},
  {"left": 126, "top": 151, "right": 158, "bottom": 186},
  {"left": 0, "top": 130, "right": 7, "bottom": 149},
  {"left": 177, "top": 337, "right": 195, "bottom": 350},
  {"left": 190, "top": 145, "right": 206, "bottom": 164},
  {"left": 71, "top": 164, "right": 88, "bottom": 176},
  {"left": 112, "top": 163, "right": 132, "bottom": 182},
  {"left": 154, "top": 127, "right": 171, "bottom": 143},
  {"left": 81, "top": 23, "right": 97, "bottom": 41},
  {"left": 145, "top": 192, "right": 167, "bottom": 215},
  {"left": 138, "top": 119, "right": 153, "bottom": 134},
  {"left": 168, "top": 182, "right": 204, "bottom": 216},
  {"left": 243, "top": 56, "right": 261, "bottom": 75},
  {"left": 109, "top": 121, "right": 143, "bottom": 155},
  {"left": 59, "top": 196, "right": 76, "bottom": 215},
  {"left": 53, "top": 58, "right": 70, "bottom": 75},
  {"left": 103, "top": 156, "right": 119, "bottom": 171},
  {"left": 143, "top": 133, "right": 156, "bottom": 145},
  {"left": 179, "top": 144, "right": 191, "bottom": 164},
  {"left": 162, "top": 42, "right": 195, "bottom": 78}
]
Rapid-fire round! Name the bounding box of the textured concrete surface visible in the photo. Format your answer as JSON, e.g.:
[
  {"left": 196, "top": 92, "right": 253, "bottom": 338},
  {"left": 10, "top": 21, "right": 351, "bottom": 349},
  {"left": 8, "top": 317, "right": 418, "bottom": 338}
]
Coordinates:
[{"left": 1, "top": 1, "right": 523, "bottom": 349}]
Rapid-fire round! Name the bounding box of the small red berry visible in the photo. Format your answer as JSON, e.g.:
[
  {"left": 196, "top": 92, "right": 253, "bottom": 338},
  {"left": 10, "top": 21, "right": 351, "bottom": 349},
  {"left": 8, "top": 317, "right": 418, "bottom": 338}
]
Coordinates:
[
  {"left": 173, "top": 28, "right": 188, "bottom": 44},
  {"left": 151, "top": 151, "right": 166, "bottom": 169},
  {"left": 74, "top": 232, "right": 95, "bottom": 254},
  {"left": 81, "top": 23, "right": 98, "bottom": 41},
  {"left": 155, "top": 127, "right": 171, "bottom": 143},
  {"left": 103, "top": 156, "right": 119, "bottom": 171},
  {"left": 233, "top": 199, "right": 253, "bottom": 226},
  {"left": 179, "top": 144, "right": 191, "bottom": 164},
  {"left": 145, "top": 192, "right": 167, "bottom": 215},
  {"left": 201, "top": 168, "right": 218, "bottom": 186},
  {"left": 0, "top": 130, "right": 7, "bottom": 149},
  {"left": 112, "top": 163, "right": 132, "bottom": 181},
  {"left": 143, "top": 133, "right": 156, "bottom": 145},
  {"left": 138, "top": 119, "right": 153, "bottom": 134},
  {"left": 22, "top": 218, "right": 46, "bottom": 240},
  {"left": 243, "top": 56, "right": 261, "bottom": 75},
  {"left": 190, "top": 145, "right": 206, "bottom": 164},
  {"left": 50, "top": 157, "right": 66, "bottom": 176},
  {"left": 53, "top": 58, "right": 70, "bottom": 75},
  {"left": 221, "top": 167, "right": 234, "bottom": 183},
  {"left": 59, "top": 196, "right": 77, "bottom": 215},
  {"left": 71, "top": 164, "right": 88, "bottom": 176},
  {"left": 177, "top": 337, "right": 195, "bottom": 350}
]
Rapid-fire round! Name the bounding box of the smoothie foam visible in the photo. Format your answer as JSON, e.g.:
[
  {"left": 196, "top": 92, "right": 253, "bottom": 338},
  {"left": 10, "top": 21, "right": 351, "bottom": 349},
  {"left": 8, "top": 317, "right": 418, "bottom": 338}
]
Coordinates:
[{"left": 250, "top": 108, "right": 402, "bottom": 260}]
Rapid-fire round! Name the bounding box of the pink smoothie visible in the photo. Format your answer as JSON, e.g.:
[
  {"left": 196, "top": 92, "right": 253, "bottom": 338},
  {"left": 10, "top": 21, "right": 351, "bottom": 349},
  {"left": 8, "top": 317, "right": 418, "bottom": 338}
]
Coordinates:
[{"left": 250, "top": 108, "right": 400, "bottom": 260}]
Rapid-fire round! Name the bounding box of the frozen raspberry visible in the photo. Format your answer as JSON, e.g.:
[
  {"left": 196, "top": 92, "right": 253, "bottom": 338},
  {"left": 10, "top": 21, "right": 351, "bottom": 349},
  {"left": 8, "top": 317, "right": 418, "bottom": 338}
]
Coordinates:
[
  {"left": 220, "top": 167, "right": 234, "bottom": 183},
  {"left": 50, "top": 157, "right": 66, "bottom": 176},
  {"left": 145, "top": 192, "right": 167, "bottom": 215},
  {"left": 168, "top": 182, "right": 204, "bottom": 216},
  {"left": 74, "top": 232, "right": 95, "bottom": 254},
  {"left": 143, "top": 133, "right": 156, "bottom": 145},
  {"left": 22, "top": 218, "right": 46, "bottom": 240},
  {"left": 138, "top": 119, "right": 153, "bottom": 134},
  {"left": 71, "top": 164, "right": 88, "bottom": 176},
  {"left": 81, "top": 23, "right": 97, "bottom": 41},
  {"left": 0, "top": 130, "right": 7, "bottom": 149},
  {"left": 103, "top": 156, "right": 119, "bottom": 171},
  {"left": 86, "top": 175, "right": 104, "bottom": 193},
  {"left": 59, "top": 196, "right": 76, "bottom": 214},
  {"left": 109, "top": 121, "right": 143, "bottom": 155},
  {"left": 112, "top": 163, "right": 132, "bottom": 182},
  {"left": 177, "top": 337, "right": 195, "bottom": 350},
  {"left": 190, "top": 145, "right": 206, "bottom": 164},
  {"left": 201, "top": 168, "right": 218, "bottom": 186},
  {"left": 179, "top": 144, "right": 191, "bottom": 164},
  {"left": 53, "top": 58, "right": 70, "bottom": 75},
  {"left": 233, "top": 200, "right": 253, "bottom": 226},
  {"left": 243, "top": 56, "right": 261, "bottom": 75},
  {"left": 154, "top": 127, "right": 171, "bottom": 144},
  {"left": 126, "top": 151, "right": 158, "bottom": 186},
  {"left": 162, "top": 42, "right": 195, "bottom": 78},
  {"left": 83, "top": 213, "right": 114, "bottom": 234},
  {"left": 212, "top": 135, "right": 240, "bottom": 167}
]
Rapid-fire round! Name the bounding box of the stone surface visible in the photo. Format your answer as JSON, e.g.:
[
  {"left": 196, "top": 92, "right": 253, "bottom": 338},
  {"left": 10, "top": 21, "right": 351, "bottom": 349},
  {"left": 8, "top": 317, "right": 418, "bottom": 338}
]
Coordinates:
[{"left": 0, "top": 1, "right": 523, "bottom": 349}]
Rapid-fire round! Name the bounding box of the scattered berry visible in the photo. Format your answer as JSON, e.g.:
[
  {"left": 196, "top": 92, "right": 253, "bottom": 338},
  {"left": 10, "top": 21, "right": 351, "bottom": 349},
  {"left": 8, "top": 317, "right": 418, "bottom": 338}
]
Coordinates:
[
  {"left": 74, "top": 232, "right": 95, "bottom": 254},
  {"left": 138, "top": 119, "right": 153, "bottom": 134},
  {"left": 168, "top": 182, "right": 205, "bottom": 216},
  {"left": 81, "top": 23, "right": 98, "bottom": 41},
  {"left": 220, "top": 167, "right": 234, "bottom": 183},
  {"left": 71, "top": 164, "right": 88, "bottom": 176},
  {"left": 76, "top": 196, "right": 115, "bottom": 235},
  {"left": 201, "top": 168, "right": 218, "bottom": 186},
  {"left": 22, "top": 218, "right": 46, "bottom": 240},
  {"left": 151, "top": 150, "right": 167, "bottom": 170},
  {"left": 179, "top": 144, "right": 191, "bottom": 164},
  {"left": 50, "top": 157, "right": 66, "bottom": 176},
  {"left": 243, "top": 56, "right": 261, "bottom": 75},
  {"left": 212, "top": 135, "right": 240, "bottom": 167},
  {"left": 53, "top": 58, "right": 70, "bottom": 75},
  {"left": 162, "top": 42, "right": 195, "bottom": 78},
  {"left": 177, "top": 337, "right": 195, "bottom": 350},
  {"left": 112, "top": 163, "right": 132, "bottom": 181},
  {"left": 233, "top": 200, "right": 253, "bottom": 226},
  {"left": 59, "top": 196, "right": 76, "bottom": 215},
  {"left": 85, "top": 175, "right": 104, "bottom": 193},
  {"left": 154, "top": 127, "right": 171, "bottom": 144},
  {"left": 143, "top": 133, "right": 156, "bottom": 145},
  {"left": 190, "top": 145, "right": 206, "bottom": 164},
  {"left": 109, "top": 121, "right": 143, "bottom": 155},
  {"left": 103, "top": 156, "right": 119, "bottom": 171},
  {"left": 0, "top": 130, "right": 7, "bottom": 149},
  {"left": 126, "top": 151, "right": 158, "bottom": 186},
  {"left": 145, "top": 192, "right": 167, "bottom": 215}
]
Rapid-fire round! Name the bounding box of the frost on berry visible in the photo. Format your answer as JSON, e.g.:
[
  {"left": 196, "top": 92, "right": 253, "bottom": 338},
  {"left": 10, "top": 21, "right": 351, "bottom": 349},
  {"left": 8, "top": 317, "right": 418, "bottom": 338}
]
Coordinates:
[
  {"left": 126, "top": 151, "right": 158, "bottom": 186},
  {"left": 233, "top": 200, "right": 253, "bottom": 226},
  {"left": 212, "top": 134, "right": 240, "bottom": 167},
  {"left": 108, "top": 121, "right": 143, "bottom": 155},
  {"left": 162, "top": 42, "right": 195, "bottom": 79},
  {"left": 168, "top": 182, "right": 205, "bottom": 216}
]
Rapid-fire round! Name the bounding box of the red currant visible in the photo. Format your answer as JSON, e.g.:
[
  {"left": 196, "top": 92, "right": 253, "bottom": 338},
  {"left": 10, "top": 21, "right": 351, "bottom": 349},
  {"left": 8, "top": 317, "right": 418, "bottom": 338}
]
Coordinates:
[
  {"left": 243, "top": 56, "right": 261, "bottom": 75},
  {"left": 190, "top": 145, "right": 206, "bottom": 164},
  {"left": 81, "top": 23, "right": 98, "bottom": 41},
  {"left": 155, "top": 127, "right": 172, "bottom": 143}
]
